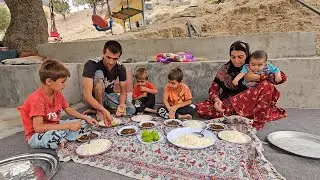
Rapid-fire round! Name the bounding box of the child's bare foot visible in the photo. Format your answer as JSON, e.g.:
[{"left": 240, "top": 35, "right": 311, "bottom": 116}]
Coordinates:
[
  {"left": 59, "top": 140, "right": 67, "bottom": 149},
  {"left": 178, "top": 114, "right": 192, "bottom": 120},
  {"left": 83, "top": 108, "right": 96, "bottom": 115},
  {"left": 144, "top": 108, "right": 157, "bottom": 114}
]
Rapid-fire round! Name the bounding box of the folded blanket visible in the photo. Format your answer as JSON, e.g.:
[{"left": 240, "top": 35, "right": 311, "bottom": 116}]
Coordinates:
[{"left": 156, "top": 52, "right": 196, "bottom": 63}]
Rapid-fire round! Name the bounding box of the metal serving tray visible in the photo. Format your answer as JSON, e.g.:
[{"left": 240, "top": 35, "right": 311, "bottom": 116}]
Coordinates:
[
  {"left": 267, "top": 131, "right": 320, "bottom": 158},
  {"left": 0, "top": 153, "right": 59, "bottom": 180}
]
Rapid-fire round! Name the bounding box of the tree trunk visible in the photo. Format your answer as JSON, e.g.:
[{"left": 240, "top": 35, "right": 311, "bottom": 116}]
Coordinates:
[
  {"left": 3, "top": 0, "right": 48, "bottom": 53},
  {"left": 62, "top": 13, "right": 66, "bottom": 20}
]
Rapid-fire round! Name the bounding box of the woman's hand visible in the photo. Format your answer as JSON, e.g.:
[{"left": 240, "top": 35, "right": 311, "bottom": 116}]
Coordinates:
[
  {"left": 245, "top": 68, "right": 261, "bottom": 82},
  {"left": 213, "top": 99, "right": 224, "bottom": 113}
]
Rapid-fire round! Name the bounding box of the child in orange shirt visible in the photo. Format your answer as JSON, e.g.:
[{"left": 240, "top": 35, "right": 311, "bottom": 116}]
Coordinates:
[
  {"left": 158, "top": 67, "right": 196, "bottom": 119},
  {"left": 132, "top": 67, "right": 158, "bottom": 114}
]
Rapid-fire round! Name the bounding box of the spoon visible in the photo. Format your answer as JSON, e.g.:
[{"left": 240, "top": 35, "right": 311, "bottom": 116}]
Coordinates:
[{"left": 191, "top": 127, "right": 207, "bottom": 137}]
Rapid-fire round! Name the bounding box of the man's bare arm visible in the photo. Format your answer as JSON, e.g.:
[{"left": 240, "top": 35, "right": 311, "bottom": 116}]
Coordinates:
[
  {"left": 82, "top": 77, "right": 107, "bottom": 112},
  {"left": 119, "top": 81, "right": 127, "bottom": 105}
]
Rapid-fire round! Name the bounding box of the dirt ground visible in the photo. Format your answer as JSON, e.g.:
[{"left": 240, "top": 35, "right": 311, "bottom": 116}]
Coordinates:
[{"left": 1, "top": 0, "right": 320, "bottom": 54}]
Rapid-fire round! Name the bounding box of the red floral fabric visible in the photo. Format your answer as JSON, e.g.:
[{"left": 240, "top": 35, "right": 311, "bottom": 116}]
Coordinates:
[{"left": 196, "top": 72, "right": 287, "bottom": 130}]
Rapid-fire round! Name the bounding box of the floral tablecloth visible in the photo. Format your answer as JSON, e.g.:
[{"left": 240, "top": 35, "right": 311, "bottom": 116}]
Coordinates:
[{"left": 57, "top": 116, "right": 285, "bottom": 180}]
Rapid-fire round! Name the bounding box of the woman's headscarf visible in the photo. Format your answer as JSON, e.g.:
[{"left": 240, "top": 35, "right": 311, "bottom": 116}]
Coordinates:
[{"left": 213, "top": 41, "right": 251, "bottom": 99}]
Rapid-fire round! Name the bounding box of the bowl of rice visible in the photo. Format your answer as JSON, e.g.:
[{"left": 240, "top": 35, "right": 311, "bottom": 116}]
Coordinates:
[
  {"left": 218, "top": 130, "right": 251, "bottom": 144},
  {"left": 76, "top": 139, "right": 112, "bottom": 157},
  {"left": 166, "top": 127, "right": 217, "bottom": 150},
  {"left": 182, "top": 120, "right": 206, "bottom": 129}
]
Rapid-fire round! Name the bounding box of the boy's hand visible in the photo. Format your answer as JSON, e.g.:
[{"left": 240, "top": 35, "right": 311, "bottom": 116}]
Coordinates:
[
  {"left": 169, "top": 110, "right": 175, "bottom": 119},
  {"left": 116, "top": 104, "right": 126, "bottom": 117},
  {"left": 68, "top": 122, "right": 82, "bottom": 131},
  {"left": 232, "top": 80, "right": 238, "bottom": 86},
  {"left": 85, "top": 117, "right": 99, "bottom": 127},
  {"left": 169, "top": 106, "right": 177, "bottom": 119},
  {"left": 140, "top": 86, "right": 148, "bottom": 92},
  {"left": 141, "top": 92, "right": 147, "bottom": 98}
]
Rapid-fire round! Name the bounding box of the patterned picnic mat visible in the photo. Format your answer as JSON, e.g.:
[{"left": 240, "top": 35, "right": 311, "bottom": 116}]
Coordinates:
[{"left": 56, "top": 116, "right": 285, "bottom": 180}]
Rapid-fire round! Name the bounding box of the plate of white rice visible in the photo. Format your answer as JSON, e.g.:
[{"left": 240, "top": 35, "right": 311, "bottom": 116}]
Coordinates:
[
  {"left": 218, "top": 130, "right": 251, "bottom": 144},
  {"left": 166, "top": 127, "right": 217, "bottom": 150},
  {"left": 76, "top": 139, "right": 112, "bottom": 157},
  {"left": 182, "top": 120, "right": 206, "bottom": 129}
]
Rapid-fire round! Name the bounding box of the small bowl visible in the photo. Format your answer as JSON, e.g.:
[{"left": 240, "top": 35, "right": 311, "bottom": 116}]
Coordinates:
[
  {"left": 117, "top": 125, "right": 139, "bottom": 136},
  {"left": 76, "top": 131, "right": 101, "bottom": 143},
  {"left": 164, "top": 119, "right": 182, "bottom": 127},
  {"left": 138, "top": 121, "right": 158, "bottom": 129},
  {"left": 207, "top": 123, "right": 226, "bottom": 131}
]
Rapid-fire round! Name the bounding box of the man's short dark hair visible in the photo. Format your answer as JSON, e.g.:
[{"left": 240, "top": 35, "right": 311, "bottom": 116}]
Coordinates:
[
  {"left": 250, "top": 50, "right": 268, "bottom": 62},
  {"left": 103, "top": 40, "right": 122, "bottom": 55},
  {"left": 168, "top": 67, "right": 183, "bottom": 82}
]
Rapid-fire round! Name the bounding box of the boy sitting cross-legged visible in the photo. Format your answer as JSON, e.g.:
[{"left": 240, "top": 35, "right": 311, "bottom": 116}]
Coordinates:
[
  {"left": 132, "top": 67, "right": 158, "bottom": 114},
  {"left": 157, "top": 67, "right": 196, "bottom": 120},
  {"left": 18, "top": 59, "right": 98, "bottom": 149}
]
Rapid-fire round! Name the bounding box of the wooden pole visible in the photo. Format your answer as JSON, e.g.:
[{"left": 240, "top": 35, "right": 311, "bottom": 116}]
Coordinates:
[
  {"left": 127, "top": 0, "right": 131, "bottom": 29},
  {"left": 141, "top": 0, "right": 145, "bottom": 26},
  {"left": 106, "top": 0, "right": 113, "bottom": 35}
]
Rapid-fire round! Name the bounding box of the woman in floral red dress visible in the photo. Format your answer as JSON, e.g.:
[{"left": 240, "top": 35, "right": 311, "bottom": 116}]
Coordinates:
[{"left": 196, "top": 41, "right": 287, "bottom": 129}]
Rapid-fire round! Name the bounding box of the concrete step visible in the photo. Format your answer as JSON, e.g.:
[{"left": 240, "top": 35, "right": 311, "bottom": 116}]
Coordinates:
[{"left": 1, "top": 56, "right": 320, "bottom": 109}]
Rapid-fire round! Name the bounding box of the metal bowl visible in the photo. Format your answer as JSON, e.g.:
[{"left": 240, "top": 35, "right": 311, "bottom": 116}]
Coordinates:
[{"left": 0, "top": 153, "right": 59, "bottom": 180}]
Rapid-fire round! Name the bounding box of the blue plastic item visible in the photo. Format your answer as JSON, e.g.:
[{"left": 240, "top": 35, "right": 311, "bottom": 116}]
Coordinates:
[{"left": 0, "top": 50, "right": 18, "bottom": 62}]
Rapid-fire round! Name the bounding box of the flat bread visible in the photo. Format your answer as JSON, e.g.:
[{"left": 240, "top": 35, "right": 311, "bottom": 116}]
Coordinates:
[{"left": 98, "top": 117, "right": 121, "bottom": 127}]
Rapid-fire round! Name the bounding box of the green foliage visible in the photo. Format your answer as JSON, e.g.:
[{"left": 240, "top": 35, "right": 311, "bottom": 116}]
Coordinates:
[
  {"left": 82, "top": 0, "right": 106, "bottom": 6},
  {"left": 72, "top": 0, "right": 87, "bottom": 6},
  {"left": 0, "top": 6, "right": 10, "bottom": 31},
  {"left": 52, "top": 0, "right": 70, "bottom": 20}
]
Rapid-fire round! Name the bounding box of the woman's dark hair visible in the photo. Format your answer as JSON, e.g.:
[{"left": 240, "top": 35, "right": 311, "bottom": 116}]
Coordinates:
[{"left": 229, "top": 40, "right": 250, "bottom": 64}]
